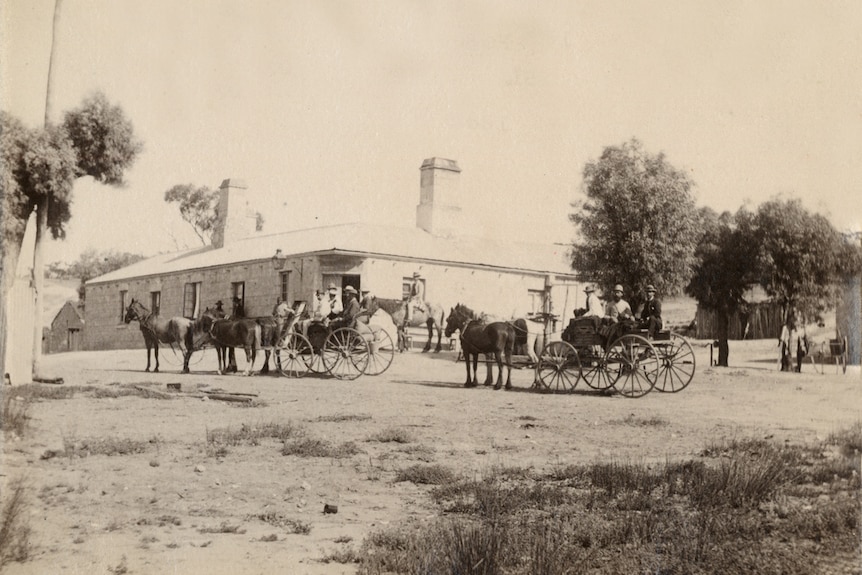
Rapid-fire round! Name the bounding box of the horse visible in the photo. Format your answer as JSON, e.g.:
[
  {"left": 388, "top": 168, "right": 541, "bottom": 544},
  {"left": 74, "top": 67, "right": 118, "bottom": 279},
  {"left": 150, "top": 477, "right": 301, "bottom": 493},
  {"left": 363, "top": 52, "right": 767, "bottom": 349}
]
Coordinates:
[
  {"left": 512, "top": 314, "right": 548, "bottom": 387},
  {"left": 197, "top": 309, "right": 261, "bottom": 376},
  {"left": 444, "top": 303, "right": 515, "bottom": 390},
  {"left": 376, "top": 298, "right": 446, "bottom": 352},
  {"left": 124, "top": 299, "right": 196, "bottom": 373}
]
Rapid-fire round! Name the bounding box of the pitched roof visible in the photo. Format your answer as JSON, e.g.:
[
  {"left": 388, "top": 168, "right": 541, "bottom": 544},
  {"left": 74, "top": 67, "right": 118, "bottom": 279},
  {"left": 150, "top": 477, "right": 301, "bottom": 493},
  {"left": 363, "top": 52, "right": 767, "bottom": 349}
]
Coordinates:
[{"left": 88, "top": 222, "right": 576, "bottom": 284}]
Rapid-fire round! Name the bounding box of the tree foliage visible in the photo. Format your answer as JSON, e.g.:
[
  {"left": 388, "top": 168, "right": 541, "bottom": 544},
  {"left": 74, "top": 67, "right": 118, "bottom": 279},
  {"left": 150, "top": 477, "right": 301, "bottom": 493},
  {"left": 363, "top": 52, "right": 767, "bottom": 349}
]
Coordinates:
[
  {"left": 62, "top": 92, "right": 142, "bottom": 186},
  {"left": 1, "top": 112, "right": 33, "bottom": 249},
  {"left": 164, "top": 184, "right": 218, "bottom": 245},
  {"left": 48, "top": 248, "right": 145, "bottom": 303},
  {"left": 754, "top": 198, "right": 852, "bottom": 322},
  {"left": 570, "top": 139, "right": 700, "bottom": 309}
]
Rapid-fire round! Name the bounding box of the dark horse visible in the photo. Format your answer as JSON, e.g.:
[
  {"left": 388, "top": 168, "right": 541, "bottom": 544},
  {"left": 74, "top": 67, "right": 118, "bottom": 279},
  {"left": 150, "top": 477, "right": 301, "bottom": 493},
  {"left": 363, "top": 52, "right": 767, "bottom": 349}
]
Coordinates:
[
  {"left": 201, "top": 304, "right": 294, "bottom": 375},
  {"left": 197, "top": 309, "right": 261, "bottom": 376},
  {"left": 124, "top": 299, "right": 195, "bottom": 373},
  {"left": 444, "top": 303, "right": 515, "bottom": 390},
  {"left": 376, "top": 298, "right": 446, "bottom": 352}
]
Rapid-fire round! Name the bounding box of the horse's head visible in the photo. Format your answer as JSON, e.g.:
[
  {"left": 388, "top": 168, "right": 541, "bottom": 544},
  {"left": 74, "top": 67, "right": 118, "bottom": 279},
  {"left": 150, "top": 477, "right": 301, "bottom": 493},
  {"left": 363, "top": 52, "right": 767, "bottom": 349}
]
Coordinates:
[
  {"left": 444, "top": 304, "right": 474, "bottom": 338},
  {"left": 124, "top": 299, "right": 141, "bottom": 324}
]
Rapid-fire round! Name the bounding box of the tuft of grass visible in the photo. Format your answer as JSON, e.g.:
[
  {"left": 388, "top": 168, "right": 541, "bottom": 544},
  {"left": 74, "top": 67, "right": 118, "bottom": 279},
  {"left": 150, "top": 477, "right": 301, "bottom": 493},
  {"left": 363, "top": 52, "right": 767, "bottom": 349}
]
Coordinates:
[
  {"left": 207, "top": 421, "right": 304, "bottom": 456},
  {"left": 828, "top": 422, "right": 862, "bottom": 459},
  {"left": 198, "top": 522, "right": 246, "bottom": 534},
  {"left": 0, "top": 477, "right": 31, "bottom": 568},
  {"left": 1, "top": 395, "right": 30, "bottom": 437},
  {"left": 320, "top": 546, "right": 361, "bottom": 564},
  {"left": 281, "top": 438, "right": 359, "bottom": 458},
  {"left": 614, "top": 413, "right": 669, "bottom": 427},
  {"left": 248, "top": 511, "right": 311, "bottom": 535},
  {"left": 61, "top": 435, "right": 157, "bottom": 458},
  {"left": 314, "top": 413, "right": 372, "bottom": 423},
  {"left": 395, "top": 464, "right": 457, "bottom": 485},
  {"left": 367, "top": 427, "right": 414, "bottom": 444}
]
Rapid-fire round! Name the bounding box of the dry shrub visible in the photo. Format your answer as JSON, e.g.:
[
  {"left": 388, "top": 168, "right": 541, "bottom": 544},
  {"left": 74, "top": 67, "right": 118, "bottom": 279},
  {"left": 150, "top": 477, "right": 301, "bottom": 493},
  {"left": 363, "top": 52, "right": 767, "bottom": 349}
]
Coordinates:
[
  {"left": 198, "top": 522, "right": 246, "bottom": 534},
  {"left": 282, "top": 437, "right": 359, "bottom": 458},
  {"left": 62, "top": 435, "right": 157, "bottom": 457},
  {"left": 0, "top": 477, "right": 31, "bottom": 568},
  {"left": 248, "top": 511, "right": 311, "bottom": 534},
  {"left": 395, "top": 464, "right": 456, "bottom": 485},
  {"left": 208, "top": 421, "right": 304, "bottom": 447},
  {"left": 367, "top": 427, "right": 414, "bottom": 443},
  {"left": 314, "top": 414, "right": 372, "bottom": 423}
]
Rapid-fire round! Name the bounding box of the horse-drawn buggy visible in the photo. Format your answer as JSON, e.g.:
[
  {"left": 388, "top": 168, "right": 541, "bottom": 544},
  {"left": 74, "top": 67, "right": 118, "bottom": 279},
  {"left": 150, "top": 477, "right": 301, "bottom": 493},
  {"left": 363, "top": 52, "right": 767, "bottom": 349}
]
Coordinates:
[
  {"left": 535, "top": 317, "right": 696, "bottom": 397},
  {"left": 274, "top": 307, "right": 396, "bottom": 380}
]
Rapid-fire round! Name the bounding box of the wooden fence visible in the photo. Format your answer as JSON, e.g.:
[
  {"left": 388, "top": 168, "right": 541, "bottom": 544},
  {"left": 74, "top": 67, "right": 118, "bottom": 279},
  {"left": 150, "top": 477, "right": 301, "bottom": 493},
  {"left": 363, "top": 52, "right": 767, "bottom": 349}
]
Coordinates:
[{"left": 695, "top": 303, "right": 782, "bottom": 340}]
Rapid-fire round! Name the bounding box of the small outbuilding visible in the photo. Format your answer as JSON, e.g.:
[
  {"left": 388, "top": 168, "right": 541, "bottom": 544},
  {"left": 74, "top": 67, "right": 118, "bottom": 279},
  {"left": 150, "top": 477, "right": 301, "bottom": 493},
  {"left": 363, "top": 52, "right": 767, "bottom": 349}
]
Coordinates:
[{"left": 45, "top": 301, "right": 85, "bottom": 354}]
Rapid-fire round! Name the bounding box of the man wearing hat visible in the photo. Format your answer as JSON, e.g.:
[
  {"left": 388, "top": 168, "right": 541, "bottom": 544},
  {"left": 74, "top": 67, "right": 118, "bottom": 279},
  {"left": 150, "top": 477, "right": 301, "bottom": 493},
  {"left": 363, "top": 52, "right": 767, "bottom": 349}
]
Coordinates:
[
  {"left": 580, "top": 285, "right": 605, "bottom": 319},
  {"left": 637, "top": 284, "right": 663, "bottom": 336},
  {"left": 325, "top": 282, "right": 343, "bottom": 322},
  {"left": 605, "top": 284, "right": 633, "bottom": 323},
  {"left": 406, "top": 272, "right": 425, "bottom": 323},
  {"left": 331, "top": 285, "right": 360, "bottom": 330}
]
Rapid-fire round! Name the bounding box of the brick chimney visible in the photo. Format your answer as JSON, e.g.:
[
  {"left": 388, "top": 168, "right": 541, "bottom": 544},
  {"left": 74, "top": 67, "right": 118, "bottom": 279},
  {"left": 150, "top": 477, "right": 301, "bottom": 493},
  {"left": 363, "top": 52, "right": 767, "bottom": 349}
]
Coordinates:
[
  {"left": 211, "top": 179, "right": 257, "bottom": 249},
  {"left": 416, "top": 158, "right": 463, "bottom": 237}
]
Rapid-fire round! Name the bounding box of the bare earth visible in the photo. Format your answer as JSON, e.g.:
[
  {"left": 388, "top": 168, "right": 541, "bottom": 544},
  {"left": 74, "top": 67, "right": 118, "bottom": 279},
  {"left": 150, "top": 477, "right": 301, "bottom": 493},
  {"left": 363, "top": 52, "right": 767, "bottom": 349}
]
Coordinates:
[{"left": 2, "top": 340, "right": 860, "bottom": 575}]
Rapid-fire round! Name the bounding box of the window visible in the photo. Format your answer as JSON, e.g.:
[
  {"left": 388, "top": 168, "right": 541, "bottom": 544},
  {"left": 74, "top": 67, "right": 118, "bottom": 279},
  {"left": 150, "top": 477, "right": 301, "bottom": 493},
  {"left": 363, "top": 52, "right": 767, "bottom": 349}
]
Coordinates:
[
  {"left": 119, "top": 290, "right": 127, "bottom": 323},
  {"left": 183, "top": 282, "right": 201, "bottom": 318},
  {"left": 528, "top": 289, "right": 545, "bottom": 314},
  {"left": 150, "top": 291, "right": 161, "bottom": 316},
  {"left": 280, "top": 272, "right": 289, "bottom": 304}
]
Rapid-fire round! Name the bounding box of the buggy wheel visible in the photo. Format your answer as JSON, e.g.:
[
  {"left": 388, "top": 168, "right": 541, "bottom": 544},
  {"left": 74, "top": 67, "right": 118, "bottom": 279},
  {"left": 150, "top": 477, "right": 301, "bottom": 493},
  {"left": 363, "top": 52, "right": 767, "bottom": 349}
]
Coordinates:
[
  {"left": 653, "top": 333, "right": 696, "bottom": 392},
  {"left": 365, "top": 328, "right": 395, "bottom": 376},
  {"left": 536, "top": 341, "right": 581, "bottom": 392},
  {"left": 606, "top": 334, "right": 658, "bottom": 398},
  {"left": 580, "top": 345, "right": 615, "bottom": 391},
  {"left": 322, "top": 328, "right": 369, "bottom": 380},
  {"left": 277, "top": 332, "right": 314, "bottom": 378}
]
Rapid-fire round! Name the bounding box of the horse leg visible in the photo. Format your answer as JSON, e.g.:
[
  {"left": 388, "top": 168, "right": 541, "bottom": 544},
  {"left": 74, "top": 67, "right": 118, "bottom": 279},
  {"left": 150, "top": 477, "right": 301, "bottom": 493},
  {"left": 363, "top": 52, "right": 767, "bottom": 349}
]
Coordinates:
[
  {"left": 153, "top": 344, "right": 160, "bottom": 373},
  {"left": 483, "top": 353, "right": 494, "bottom": 386},
  {"left": 243, "top": 346, "right": 255, "bottom": 376},
  {"left": 493, "top": 350, "right": 504, "bottom": 390},
  {"left": 145, "top": 342, "right": 152, "bottom": 372},
  {"left": 422, "top": 319, "right": 432, "bottom": 352},
  {"left": 464, "top": 352, "right": 475, "bottom": 387},
  {"left": 260, "top": 350, "right": 270, "bottom": 375},
  {"left": 434, "top": 317, "right": 443, "bottom": 353},
  {"left": 216, "top": 346, "right": 225, "bottom": 375},
  {"left": 504, "top": 341, "right": 514, "bottom": 390}
]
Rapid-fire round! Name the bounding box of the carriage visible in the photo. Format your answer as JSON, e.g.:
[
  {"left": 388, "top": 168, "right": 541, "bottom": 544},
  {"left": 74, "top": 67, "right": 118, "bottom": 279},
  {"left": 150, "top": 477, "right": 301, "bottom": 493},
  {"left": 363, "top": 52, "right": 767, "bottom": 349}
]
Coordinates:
[
  {"left": 535, "top": 317, "right": 696, "bottom": 398},
  {"left": 275, "top": 310, "right": 396, "bottom": 380}
]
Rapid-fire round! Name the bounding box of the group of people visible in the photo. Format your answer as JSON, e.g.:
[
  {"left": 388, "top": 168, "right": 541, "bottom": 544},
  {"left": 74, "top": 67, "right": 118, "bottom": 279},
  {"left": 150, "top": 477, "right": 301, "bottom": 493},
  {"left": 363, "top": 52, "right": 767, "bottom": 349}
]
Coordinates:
[{"left": 576, "top": 283, "right": 663, "bottom": 336}]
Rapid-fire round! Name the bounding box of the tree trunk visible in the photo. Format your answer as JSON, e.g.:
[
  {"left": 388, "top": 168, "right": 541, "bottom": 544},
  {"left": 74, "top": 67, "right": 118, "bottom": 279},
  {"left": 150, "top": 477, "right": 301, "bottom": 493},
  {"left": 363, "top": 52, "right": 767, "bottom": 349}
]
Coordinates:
[
  {"left": 32, "top": 0, "right": 63, "bottom": 378},
  {"left": 717, "top": 310, "right": 730, "bottom": 367},
  {"left": 0, "top": 241, "right": 23, "bottom": 381}
]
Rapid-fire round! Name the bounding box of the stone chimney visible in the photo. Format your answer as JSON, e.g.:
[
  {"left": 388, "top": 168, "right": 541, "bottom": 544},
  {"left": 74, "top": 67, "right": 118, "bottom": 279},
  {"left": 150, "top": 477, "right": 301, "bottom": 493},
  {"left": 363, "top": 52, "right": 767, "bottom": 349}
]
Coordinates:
[
  {"left": 211, "top": 179, "right": 256, "bottom": 249},
  {"left": 415, "top": 157, "right": 463, "bottom": 237}
]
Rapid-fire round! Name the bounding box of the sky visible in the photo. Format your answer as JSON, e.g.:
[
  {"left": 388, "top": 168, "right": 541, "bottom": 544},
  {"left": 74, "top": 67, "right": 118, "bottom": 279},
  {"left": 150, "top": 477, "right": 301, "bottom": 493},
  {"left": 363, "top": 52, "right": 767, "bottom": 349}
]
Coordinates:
[{"left": 3, "top": 0, "right": 861, "bottom": 265}]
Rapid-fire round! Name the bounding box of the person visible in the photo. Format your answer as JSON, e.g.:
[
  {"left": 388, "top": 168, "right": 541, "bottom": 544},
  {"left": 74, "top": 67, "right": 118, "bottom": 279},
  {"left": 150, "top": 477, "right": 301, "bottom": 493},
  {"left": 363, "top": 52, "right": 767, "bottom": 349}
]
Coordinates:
[
  {"left": 231, "top": 296, "right": 245, "bottom": 318},
  {"left": 579, "top": 285, "right": 605, "bottom": 319},
  {"left": 637, "top": 284, "right": 662, "bottom": 337},
  {"left": 605, "top": 284, "right": 633, "bottom": 323},
  {"left": 271, "top": 296, "right": 284, "bottom": 316},
  {"left": 311, "top": 289, "right": 330, "bottom": 321},
  {"left": 331, "top": 286, "right": 360, "bottom": 330},
  {"left": 213, "top": 300, "right": 225, "bottom": 316},
  {"left": 325, "top": 283, "right": 343, "bottom": 322},
  {"left": 779, "top": 317, "right": 807, "bottom": 372},
  {"left": 406, "top": 272, "right": 425, "bottom": 323}
]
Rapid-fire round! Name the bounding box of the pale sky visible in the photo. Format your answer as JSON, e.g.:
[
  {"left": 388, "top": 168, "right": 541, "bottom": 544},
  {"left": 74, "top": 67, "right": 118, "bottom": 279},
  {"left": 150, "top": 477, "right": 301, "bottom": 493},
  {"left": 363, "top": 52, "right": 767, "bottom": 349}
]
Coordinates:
[{"left": 3, "top": 0, "right": 860, "bottom": 265}]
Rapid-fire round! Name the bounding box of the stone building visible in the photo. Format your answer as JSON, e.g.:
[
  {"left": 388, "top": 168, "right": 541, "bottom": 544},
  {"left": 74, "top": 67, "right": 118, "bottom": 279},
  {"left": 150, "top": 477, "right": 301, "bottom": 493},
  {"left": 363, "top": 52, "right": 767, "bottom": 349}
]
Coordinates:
[
  {"left": 84, "top": 158, "right": 583, "bottom": 350},
  {"left": 45, "top": 301, "right": 85, "bottom": 354}
]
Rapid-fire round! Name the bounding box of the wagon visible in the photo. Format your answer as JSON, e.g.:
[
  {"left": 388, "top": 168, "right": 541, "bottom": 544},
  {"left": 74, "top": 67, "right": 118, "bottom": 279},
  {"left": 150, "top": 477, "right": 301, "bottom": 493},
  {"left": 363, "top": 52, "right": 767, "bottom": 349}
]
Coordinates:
[
  {"left": 275, "top": 312, "right": 395, "bottom": 380},
  {"left": 535, "top": 318, "right": 696, "bottom": 398}
]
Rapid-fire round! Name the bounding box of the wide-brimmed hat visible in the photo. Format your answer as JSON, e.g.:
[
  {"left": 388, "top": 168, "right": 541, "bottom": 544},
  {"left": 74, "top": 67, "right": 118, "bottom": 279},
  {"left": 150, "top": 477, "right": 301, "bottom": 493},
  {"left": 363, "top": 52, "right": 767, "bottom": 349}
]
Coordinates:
[
  {"left": 412, "top": 272, "right": 422, "bottom": 278},
  {"left": 584, "top": 285, "right": 595, "bottom": 293},
  {"left": 214, "top": 300, "right": 223, "bottom": 306},
  {"left": 344, "top": 286, "right": 358, "bottom": 294},
  {"left": 327, "top": 282, "right": 337, "bottom": 291},
  {"left": 361, "top": 287, "right": 371, "bottom": 293},
  {"left": 613, "top": 284, "right": 624, "bottom": 293},
  {"left": 645, "top": 284, "right": 656, "bottom": 292}
]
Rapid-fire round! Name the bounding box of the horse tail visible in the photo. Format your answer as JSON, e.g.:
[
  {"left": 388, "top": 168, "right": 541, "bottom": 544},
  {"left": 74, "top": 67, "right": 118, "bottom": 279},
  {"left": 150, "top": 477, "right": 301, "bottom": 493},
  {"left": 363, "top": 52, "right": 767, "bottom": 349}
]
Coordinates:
[
  {"left": 512, "top": 318, "right": 528, "bottom": 347},
  {"left": 253, "top": 323, "right": 262, "bottom": 351}
]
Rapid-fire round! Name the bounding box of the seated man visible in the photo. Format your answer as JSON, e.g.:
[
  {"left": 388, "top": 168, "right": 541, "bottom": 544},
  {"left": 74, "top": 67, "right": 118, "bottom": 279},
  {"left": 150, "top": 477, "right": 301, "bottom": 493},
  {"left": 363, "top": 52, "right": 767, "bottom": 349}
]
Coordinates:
[
  {"left": 405, "top": 272, "right": 425, "bottom": 324},
  {"left": 636, "top": 284, "right": 663, "bottom": 337},
  {"left": 605, "top": 284, "right": 633, "bottom": 323},
  {"left": 330, "top": 286, "right": 360, "bottom": 330},
  {"left": 358, "top": 287, "right": 378, "bottom": 321}
]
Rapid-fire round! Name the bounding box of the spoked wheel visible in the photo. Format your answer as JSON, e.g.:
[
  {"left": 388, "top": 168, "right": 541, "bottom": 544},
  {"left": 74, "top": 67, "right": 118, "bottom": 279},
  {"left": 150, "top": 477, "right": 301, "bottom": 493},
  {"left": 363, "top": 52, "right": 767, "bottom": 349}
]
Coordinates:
[
  {"left": 276, "top": 332, "right": 315, "bottom": 378},
  {"left": 580, "top": 344, "right": 617, "bottom": 391},
  {"left": 653, "top": 333, "right": 696, "bottom": 392},
  {"left": 606, "top": 334, "right": 659, "bottom": 398},
  {"left": 364, "top": 327, "right": 395, "bottom": 376},
  {"left": 322, "top": 328, "right": 369, "bottom": 380},
  {"left": 536, "top": 341, "right": 581, "bottom": 392}
]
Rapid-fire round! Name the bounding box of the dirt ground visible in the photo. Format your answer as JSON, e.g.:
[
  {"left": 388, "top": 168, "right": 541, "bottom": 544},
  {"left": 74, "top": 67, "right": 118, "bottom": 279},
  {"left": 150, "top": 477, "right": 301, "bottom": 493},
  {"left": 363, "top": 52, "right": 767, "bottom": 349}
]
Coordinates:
[{"left": 2, "top": 339, "right": 860, "bottom": 575}]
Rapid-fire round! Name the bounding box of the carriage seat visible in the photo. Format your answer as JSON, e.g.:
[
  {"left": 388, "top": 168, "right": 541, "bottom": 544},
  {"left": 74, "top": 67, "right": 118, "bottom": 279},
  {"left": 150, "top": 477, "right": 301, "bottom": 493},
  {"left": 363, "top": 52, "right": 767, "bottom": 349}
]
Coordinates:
[{"left": 563, "top": 317, "right": 603, "bottom": 347}]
